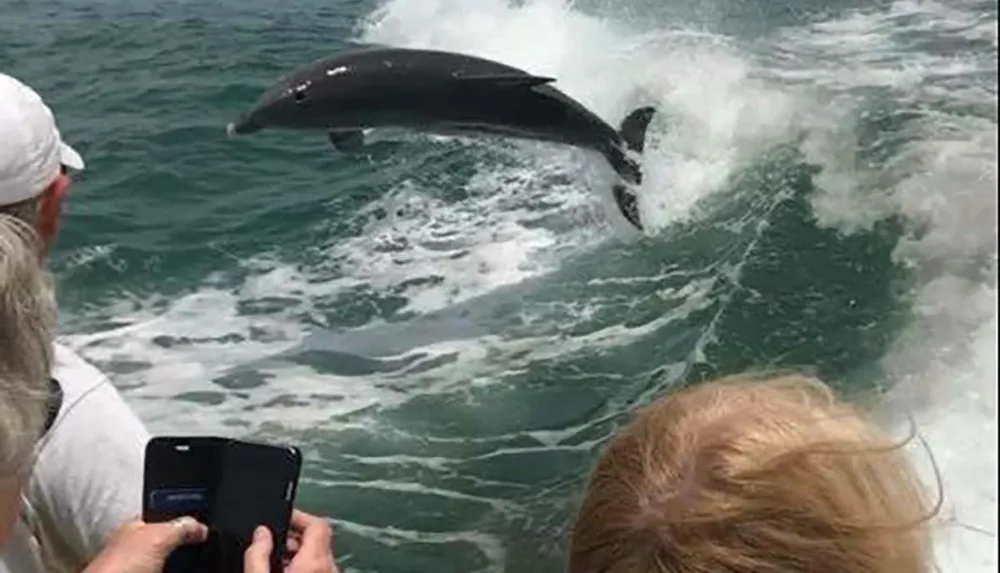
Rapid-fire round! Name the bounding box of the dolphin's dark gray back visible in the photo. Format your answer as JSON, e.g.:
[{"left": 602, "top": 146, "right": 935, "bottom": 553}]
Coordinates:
[{"left": 276, "top": 47, "right": 540, "bottom": 92}]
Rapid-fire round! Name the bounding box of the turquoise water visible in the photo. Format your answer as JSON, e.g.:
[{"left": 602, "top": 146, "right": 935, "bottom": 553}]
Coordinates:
[{"left": 2, "top": 0, "right": 997, "bottom": 571}]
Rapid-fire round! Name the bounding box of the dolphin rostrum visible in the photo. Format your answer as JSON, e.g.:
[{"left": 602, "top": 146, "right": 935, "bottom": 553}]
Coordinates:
[{"left": 227, "top": 47, "right": 657, "bottom": 230}]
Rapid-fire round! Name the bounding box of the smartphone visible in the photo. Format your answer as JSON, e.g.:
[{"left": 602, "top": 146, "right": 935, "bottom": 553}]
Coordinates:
[
  {"left": 209, "top": 440, "right": 303, "bottom": 573},
  {"left": 142, "top": 436, "right": 228, "bottom": 573}
]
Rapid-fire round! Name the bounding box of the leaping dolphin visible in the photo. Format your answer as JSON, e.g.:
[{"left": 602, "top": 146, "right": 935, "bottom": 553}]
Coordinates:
[{"left": 227, "top": 47, "right": 656, "bottom": 230}]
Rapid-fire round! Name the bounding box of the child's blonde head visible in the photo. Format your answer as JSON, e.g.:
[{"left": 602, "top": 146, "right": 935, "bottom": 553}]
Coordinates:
[{"left": 569, "top": 374, "right": 937, "bottom": 573}]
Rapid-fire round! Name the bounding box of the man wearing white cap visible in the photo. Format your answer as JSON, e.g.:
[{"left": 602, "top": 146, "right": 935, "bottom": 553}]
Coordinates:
[{"left": 0, "top": 72, "right": 150, "bottom": 572}]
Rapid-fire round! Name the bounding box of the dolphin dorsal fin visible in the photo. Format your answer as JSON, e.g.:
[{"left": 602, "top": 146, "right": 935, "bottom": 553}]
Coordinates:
[{"left": 454, "top": 73, "right": 556, "bottom": 89}]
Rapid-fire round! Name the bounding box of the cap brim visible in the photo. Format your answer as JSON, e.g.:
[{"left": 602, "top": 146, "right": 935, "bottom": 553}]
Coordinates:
[{"left": 59, "top": 141, "right": 85, "bottom": 171}]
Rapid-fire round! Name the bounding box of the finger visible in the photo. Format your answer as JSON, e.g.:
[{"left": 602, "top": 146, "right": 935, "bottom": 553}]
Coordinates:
[
  {"left": 288, "top": 509, "right": 312, "bottom": 533},
  {"left": 286, "top": 534, "right": 301, "bottom": 555},
  {"left": 244, "top": 526, "right": 274, "bottom": 573},
  {"left": 290, "top": 511, "right": 331, "bottom": 560}
]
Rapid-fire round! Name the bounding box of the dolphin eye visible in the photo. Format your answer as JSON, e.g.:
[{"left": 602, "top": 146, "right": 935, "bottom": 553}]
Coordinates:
[{"left": 294, "top": 90, "right": 309, "bottom": 105}]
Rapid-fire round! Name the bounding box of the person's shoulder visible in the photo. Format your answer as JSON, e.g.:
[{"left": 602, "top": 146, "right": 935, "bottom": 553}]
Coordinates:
[
  {"left": 43, "top": 341, "right": 150, "bottom": 449},
  {"left": 47, "top": 341, "right": 148, "bottom": 434},
  {"left": 52, "top": 341, "right": 107, "bottom": 381},
  {"left": 51, "top": 342, "right": 112, "bottom": 399},
  {"left": 27, "top": 343, "right": 149, "bottom": 563}
]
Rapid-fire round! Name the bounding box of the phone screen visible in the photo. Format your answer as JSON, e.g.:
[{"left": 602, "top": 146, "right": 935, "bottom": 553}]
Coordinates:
[
  {"left": 209, "top": 441, "right": 302, "bottom": 572},
  {"left": 143, "top": 436, "right": 227, "bottom": 573}
]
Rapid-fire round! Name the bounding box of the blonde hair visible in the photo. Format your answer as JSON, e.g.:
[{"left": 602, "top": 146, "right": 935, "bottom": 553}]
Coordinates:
[
  {"left": 0, "top": 213, "right": 56, "bottom": 477},
  {"left": 569, "top": 373, "right": 938, "bottom": 573}
]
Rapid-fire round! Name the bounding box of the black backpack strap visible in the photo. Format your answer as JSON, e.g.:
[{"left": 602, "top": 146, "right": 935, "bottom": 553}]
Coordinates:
[{"left": 43, "top": 378, "right": 63, "bottom": 435}]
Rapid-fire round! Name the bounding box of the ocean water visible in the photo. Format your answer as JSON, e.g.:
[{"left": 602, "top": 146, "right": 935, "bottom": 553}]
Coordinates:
[{"left": 1, "top": 0, "right": 996, "bottom": 571}]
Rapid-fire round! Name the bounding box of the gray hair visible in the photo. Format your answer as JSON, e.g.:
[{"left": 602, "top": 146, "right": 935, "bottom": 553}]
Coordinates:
[
  {"left": 0, "top": 211, "right": 56, "bottom": 477},
  {"left": 0, "top": 203, "right": 75, "bottom": 573},
  {"left": 0, "top": 197, "right": 40, "bottom": 230}
]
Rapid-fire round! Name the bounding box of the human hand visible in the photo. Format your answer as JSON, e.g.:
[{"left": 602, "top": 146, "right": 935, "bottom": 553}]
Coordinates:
[
  {"left": 82, "top": 516, "right": 208, "bottom": 573},
  {"left": 244, "top": 510, "right": 338, "bottom": 573}
]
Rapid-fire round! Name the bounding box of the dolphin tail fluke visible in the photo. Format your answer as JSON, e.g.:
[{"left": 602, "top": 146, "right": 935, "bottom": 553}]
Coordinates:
[
  {"left": 620, "top": 106, "right": 657, "bottom": 154},
  {"left": 612, "top": 183, "right": 642, "bottom": 230},
  {"left": 607, "top": 106, "right": 656, "bottom": 231}
]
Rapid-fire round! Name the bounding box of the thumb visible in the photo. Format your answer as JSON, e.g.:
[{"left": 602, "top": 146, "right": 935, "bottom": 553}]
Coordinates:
[
  {"left": 244, "top": 526, "right": 274, "bottom": 573},
  {"left": 144, "top": 517, "right": 209, "bottom": 555}
]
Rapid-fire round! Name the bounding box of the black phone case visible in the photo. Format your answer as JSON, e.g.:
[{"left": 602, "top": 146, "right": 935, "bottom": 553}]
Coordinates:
[
  {"left": 142, "top": 437, "right": 301, "bottom": 573},
  {"left": 210, "top": 441, "right": 302, "bottom": 573}
]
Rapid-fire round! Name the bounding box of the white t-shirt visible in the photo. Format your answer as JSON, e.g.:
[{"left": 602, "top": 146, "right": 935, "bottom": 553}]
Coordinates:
[{"left": 0, "top": 343, "right": 150, "bottom": 573}]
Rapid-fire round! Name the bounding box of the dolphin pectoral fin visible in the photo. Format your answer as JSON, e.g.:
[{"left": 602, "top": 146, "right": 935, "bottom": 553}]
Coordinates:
[
  {"left": 454, "top": 73, "right": 556, "bottom": 89},
  {"left": 328, "top": 130, "right": 365, "bottom": 153},
  {"left": 612, "top": 184, "right": 643, "bottom": 231}
]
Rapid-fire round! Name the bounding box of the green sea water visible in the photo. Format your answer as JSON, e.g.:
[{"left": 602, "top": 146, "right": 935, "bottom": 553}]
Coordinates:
[{"left": 2, "top": 0, "right": 997, "bottom": 571}]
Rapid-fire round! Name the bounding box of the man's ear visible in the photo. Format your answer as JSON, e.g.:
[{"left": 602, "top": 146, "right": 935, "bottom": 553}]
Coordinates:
[{"left": 36, "top": 174, "right": 69, "bottom": 252}]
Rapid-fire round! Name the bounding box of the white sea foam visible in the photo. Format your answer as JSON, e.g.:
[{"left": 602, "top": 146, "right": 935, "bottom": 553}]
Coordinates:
[{"left": 767, "top": 0, "right": 997, "bottom": 568}]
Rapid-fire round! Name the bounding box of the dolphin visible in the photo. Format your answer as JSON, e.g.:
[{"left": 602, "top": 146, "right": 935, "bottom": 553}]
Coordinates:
[{"left": 227, "top": 47, "right": 656, "bottom": 230}]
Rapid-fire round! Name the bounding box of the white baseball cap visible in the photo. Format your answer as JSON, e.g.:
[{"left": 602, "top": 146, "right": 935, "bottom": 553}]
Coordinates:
[{"left": 0, "top": 72, "right": 85, "bottom": 207}]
